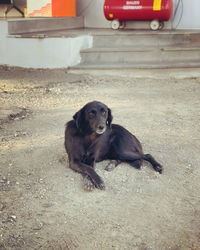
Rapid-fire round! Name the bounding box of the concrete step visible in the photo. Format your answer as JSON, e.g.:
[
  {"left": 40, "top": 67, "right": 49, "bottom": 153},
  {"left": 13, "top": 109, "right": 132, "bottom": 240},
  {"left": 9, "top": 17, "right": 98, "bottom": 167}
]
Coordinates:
[
  {"left": 73, "top": 61, "right": 200, "bottom": 70},
  {"left": 80, "top": 46, "right": 200, "bottom": 66},
  {"left": 8, "top": 17, "right": 84, "bottom": 35},
  {"left": 71, "top": 30, "right": 200, "bottom": 69},
  {"left": 92, "top": 32, "right": 200, "bottom": 48}
]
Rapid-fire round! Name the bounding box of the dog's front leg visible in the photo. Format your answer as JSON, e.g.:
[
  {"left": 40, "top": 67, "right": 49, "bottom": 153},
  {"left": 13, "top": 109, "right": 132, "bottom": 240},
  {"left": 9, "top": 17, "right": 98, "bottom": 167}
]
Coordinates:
[
  {"left": 82, "top": 151, "right": 103, "bottom": 191},
  {"left": 81, "top": 152, "right": 96, "bottom": 167},
  {"left": 69, "top": 160, "right": 105, "bottom": 190}
]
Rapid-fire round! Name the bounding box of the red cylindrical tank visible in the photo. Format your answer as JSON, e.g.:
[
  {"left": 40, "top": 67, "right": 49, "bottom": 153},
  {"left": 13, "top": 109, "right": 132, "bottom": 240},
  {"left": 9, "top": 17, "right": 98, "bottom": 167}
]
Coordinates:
[{"left": 104, "top": 0, "right": 173, "bottom": 21}]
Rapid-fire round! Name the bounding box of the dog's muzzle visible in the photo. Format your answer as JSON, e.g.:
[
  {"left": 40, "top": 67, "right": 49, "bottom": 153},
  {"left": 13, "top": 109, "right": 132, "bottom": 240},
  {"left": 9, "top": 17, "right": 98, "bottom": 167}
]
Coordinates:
[{"left": 96, "top": 125, "right": 106, "bottom": 134}]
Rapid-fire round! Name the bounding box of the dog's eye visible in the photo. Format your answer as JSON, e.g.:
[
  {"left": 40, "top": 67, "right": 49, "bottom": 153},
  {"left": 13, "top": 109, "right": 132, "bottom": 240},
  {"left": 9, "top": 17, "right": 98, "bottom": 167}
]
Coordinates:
[
  {"left": 101, "top": 109, "right": 106, "bottom": 116},
  {"left": 88, "top": 111, "right": 96, "bottom": 119}
]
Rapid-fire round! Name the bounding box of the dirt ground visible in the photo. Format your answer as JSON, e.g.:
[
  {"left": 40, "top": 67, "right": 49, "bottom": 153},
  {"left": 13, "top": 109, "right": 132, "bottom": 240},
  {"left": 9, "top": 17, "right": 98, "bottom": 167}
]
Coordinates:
[{"left": 0, "top": 67, "right": 200, "bottom": 250}]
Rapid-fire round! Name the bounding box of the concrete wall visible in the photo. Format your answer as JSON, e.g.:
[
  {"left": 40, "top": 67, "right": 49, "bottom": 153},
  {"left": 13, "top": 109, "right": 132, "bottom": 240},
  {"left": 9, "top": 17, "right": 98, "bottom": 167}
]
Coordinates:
[
  {"left": 173, "top": 0, "right": 200, "bottom": 29},
  {"left": 0, "top": 21, "right": 93, "bottom": 68},
  {"left": 77, "top": 0, "right": 109, "bottom": 28}
]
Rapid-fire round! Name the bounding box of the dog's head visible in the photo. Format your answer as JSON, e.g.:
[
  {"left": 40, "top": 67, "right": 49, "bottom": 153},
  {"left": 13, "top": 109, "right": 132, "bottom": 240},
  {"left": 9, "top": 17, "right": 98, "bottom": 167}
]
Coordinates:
[{"left": 73, "top": 101, "right": 113, "bottom": 135}]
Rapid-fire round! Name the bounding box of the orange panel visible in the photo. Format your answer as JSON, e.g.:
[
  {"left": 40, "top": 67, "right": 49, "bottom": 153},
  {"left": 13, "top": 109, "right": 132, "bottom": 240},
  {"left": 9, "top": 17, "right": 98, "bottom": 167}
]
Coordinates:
[{"left": 52, "top": 0, "right": 76, "bottom": 17}]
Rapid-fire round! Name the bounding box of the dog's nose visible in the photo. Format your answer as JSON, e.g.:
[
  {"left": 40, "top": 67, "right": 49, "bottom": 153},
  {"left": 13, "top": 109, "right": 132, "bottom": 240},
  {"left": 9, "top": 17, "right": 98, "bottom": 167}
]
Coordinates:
[{"left": 98, "top": 125, "right": 104, "bottom": 130}]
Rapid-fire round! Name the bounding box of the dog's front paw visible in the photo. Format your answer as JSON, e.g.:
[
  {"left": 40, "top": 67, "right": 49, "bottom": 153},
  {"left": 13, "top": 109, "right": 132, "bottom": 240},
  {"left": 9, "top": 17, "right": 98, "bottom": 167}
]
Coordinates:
[
  {"left": 105, "top": 160, "right": 116, "bottom": 172},
  {"left": 97, "top": 179, "right": 105, "bottom": 190},
  {"left": 105, "top": 160, "right": 121, "bottom": 171},
  {"left": 87, "top": 169, "right": 105, "bottom": 190},
  {"left": 83, "top": 176, "right": 95, "bottom": 191},
  {"left": 83, "top": 175, "right": 105, "bottom": 191},
  {"left": 94, "top": 176, "right": 105, "bottom": 190}
]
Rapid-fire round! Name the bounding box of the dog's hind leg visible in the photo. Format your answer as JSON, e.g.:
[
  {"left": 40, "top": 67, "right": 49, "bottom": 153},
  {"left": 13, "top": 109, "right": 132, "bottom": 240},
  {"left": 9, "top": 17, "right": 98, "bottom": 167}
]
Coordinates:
[
  {"left": 115, "top": 151, "right": 163, "bottom": 174},
  {"left": 127, "top": 159, "right": 142, "bottom": 169},
  {"left": 143, "top": 154, "right": 163, "bottom": 173}
]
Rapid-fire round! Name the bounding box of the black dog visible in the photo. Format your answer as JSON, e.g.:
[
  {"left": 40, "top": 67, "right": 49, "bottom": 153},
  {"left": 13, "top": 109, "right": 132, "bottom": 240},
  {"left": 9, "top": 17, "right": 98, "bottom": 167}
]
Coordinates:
[{"left": 65, "top": 101, "right": 162, "bottom": 191}]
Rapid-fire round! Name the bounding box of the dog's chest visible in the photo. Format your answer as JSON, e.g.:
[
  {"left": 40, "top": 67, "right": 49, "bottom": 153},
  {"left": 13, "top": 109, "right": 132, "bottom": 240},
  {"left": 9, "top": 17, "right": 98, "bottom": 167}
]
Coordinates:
[{"left": 84, "top": 133, "right": 97, "bottom": 148}]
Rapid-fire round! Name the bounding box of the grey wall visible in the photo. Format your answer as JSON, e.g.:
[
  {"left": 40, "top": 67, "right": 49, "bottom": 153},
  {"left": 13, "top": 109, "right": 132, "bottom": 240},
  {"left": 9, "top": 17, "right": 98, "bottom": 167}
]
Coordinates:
[
  {"left": 173, "top": 0, "right": 200, "bottom": 29},
  {"left": 76, "top": 0, "right": 109, "bottom": 28},
  {"left": 76, "top": 0, "right": 200, "bottom": 29}
]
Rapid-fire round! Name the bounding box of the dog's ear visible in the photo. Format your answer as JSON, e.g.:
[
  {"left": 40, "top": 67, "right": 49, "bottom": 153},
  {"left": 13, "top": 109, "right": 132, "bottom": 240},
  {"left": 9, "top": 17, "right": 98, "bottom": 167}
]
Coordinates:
[
  {"left": 107, "top": 108, "right": 113, "bottom": 128},
  {"left": 73, "top": 108, "right": 85, "bottom": 132}
]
